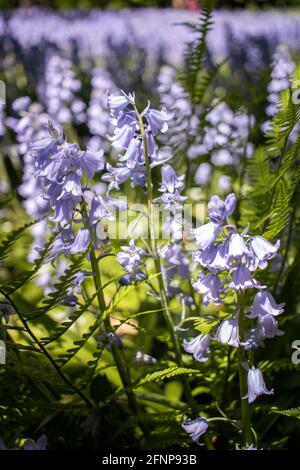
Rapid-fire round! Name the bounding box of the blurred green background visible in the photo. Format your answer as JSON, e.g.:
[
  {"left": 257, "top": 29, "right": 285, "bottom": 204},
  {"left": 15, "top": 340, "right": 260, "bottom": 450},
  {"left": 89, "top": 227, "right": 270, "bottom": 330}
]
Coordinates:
[{"left": 0, "top": 0, "right": 299, "bottom": 10}]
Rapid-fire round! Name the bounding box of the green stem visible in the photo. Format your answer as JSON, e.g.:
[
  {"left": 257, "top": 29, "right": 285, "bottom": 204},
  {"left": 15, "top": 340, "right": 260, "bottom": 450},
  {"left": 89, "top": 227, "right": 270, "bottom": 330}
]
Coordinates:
[
  {"left": 134, "top": 106, "right": 198, "bottom": 416},
  {"left": 237, "top": 291, "right": 253, "bottom": 446},
  {"left": 90, "top": 244, "right": 139, "bottom": 416},
  {"left": 81, "top": 202, "right": 140, "bottom": 419}
]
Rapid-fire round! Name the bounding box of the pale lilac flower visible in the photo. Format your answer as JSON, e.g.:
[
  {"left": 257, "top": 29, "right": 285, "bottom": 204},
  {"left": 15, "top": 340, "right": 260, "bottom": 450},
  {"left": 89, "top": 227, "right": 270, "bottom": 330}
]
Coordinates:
[
  {"left": 226, "top": 232, "right": 252, "bottom": 260},
  {"left": 215, "top": 319, "right": 240, "bottom": 347},
  {"left": 69, "top": 228, "right": 90, "bottom": 255},
  {"left": 192, "top": 222, "right": 221, "bottom": 251},
  {"left": 248, "top": 291, "right": 285, "bottom": 318},
  {"left": 249, "top": 236, "right": 280, "bottom": 267},
  {"left": 145, "top": 108, "right": 174, "bottom": 136},
  {"left": 208, "top": 193, "right": 236, "bottom": 225},
  {"left": 23, "top": 435, "right": 48, "bottom": 450},
  {"left": 183, "top": 334, "right": 211, "bottom": 362},
  {"left": 182, "top": 417, "right": 208, "bottom": 444},
  {"left": 244, "top": 367, "right": 274, "bottom": 404},
  {"left": 102, "top": 164, "right": 131, "bottom": 190},
  {"left": 228, "top": 266, "right": 265, "bottom": 291},
  {"left": 192, "top": 272, "right": 223, "bottom": 305},
  {"left": 258, "top": 313, "right": 284, "bottom": 339},
  {"left": 160, "top": 165, "right": 185, "bottom": 193},
  {"left": 107, "top": 92, "right": 133, "bottom": 116}
]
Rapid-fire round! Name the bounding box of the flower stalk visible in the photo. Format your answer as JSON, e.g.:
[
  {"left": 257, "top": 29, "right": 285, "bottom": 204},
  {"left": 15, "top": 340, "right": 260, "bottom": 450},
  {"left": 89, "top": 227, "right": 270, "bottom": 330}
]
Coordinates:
[{"left": 237, "top": 291, "right": 253, "bottom": 446}]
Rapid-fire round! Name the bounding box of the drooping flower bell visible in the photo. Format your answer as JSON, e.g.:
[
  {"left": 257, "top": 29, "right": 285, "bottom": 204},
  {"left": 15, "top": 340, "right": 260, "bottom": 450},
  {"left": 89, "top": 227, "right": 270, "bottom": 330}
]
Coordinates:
[
  {"left": 243, "top": 367, "right": 274, "bottom": 404},
  {"left": 181, "top": 417, "right": 208, "bottom": 444}
]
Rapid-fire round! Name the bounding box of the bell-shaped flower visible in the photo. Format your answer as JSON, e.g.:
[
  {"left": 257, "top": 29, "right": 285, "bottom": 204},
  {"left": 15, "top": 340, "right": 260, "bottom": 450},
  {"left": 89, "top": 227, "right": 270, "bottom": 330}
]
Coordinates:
[
  {"left": 243, "top": 367, "right": 274, "bottom": 404},
  {"left": 192, "top": 272, "right": 223, "bottom": 305},
  {"left": 102, "top": 164, "right": 131, "bottom": 190},
  {"left": 80, "top": 148, "right": 105, "bottom": 178},
  {"left": 207, "top": 193, "right": 236, "bottom": 225},
  {"left": 119, "top": 138, "right": 142, "bottom": 169},
  {"left": 69, "top": 228, "right": 90, "bottom": 254},
  {"left": 109, "top": 122, "right": 136, "bottom": 149},
  {"left": 248, "top": 290, "right": 285, "bottom": 318},
  {"left": 183, "top": 334, "right": 211, "bottom": 362},
  {"left": 145, "top": 108, "right": 174, "bottom": 136},
  {"left": 181, "top": 417, "right": 208, "bottom": 444},
  {"left": 192, "top": 222, "right": 221, "bottom": 251},
  {"left": 107, "top": 92, "right": 133, "bottom": 116},
  {"left": 228, "top": 265, "right": 265, "bottom": 291},
  {"left": 89, "top": 196, "right": 113, "bottom": 226},
  {"left": 258, "top": 313, "right": 284, "bottom": 339},
  {"left": 215, "top": 318, "right": 240, "bottom": 347},
  {"left": 160, "top": 165, "right": 185, "bottom": 193},
  {"left": 226, "top": 232, "right": 252, "bottom": 260},
  {"left": 249, "top": 236, "right": 280, "bottom": 266}
]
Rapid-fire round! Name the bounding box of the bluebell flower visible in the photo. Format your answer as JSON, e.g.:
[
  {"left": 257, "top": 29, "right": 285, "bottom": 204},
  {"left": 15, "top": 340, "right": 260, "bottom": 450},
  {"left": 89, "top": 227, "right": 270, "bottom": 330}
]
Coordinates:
[
  {"left": 23, "top": 435, "right": 48, "bottom": 450},
  {"left": 257, "top": 313, "right": 284, "bottom": 339},
  {"left": 228, "top": 265, "right": 264, "bottom": 291},
  {"left": 107, "top": 92, "right": 133, "bottom": 116},
  {"left": 116, "top": 239, "right": 147, "bottom": 284},
  {"left": 207, "top": 193, "right": 236, "bottom": 225},
  {"left": 69, "top": 228, "right": 90, "bottom": 254},
  {"left": 192, "top": 222, "right": 221, "bottom": 251},
  {"left": 95, "top": 331, "right": 123, "bottom": 350},
  {"left": 102, "top": 164, "right": 131, "bottom": 190},
  {"left": 183, "top": 334, "right": 211, "bottom": 362},
  {"left": 192, "top": 272, "right": 223, "bottom": 305},
  {"left": 181, "top": 417, "right": 208, "bottom": 444},
  {"left": 119, "top": 138, "right": 143, "bottom": 169},
  {"left": 249, "top": 236, "right": 280, "bottom": 268},
  {"left": 160, "top": 165, "right": 185, "bottom": 193},
  {"left": 244, "top": 367, "right": 274, "bottom": 404},
  {"left": 226, "top": 232, "right": 252, "bottom": 260},
  {"left": 145, "top": 108, "right": 174, "bottom": 136},
  {"left": 215, "top": 319, "right": 240, "bottom": 347},
  {"left": 80, "top": 148, "right": 105, "bottom": 178},
  {"left": 248, "top": 290, "right": 285, "bottom": 318},
  {"left": 89, "top": 196, "right": 113, "bottom": 226}
]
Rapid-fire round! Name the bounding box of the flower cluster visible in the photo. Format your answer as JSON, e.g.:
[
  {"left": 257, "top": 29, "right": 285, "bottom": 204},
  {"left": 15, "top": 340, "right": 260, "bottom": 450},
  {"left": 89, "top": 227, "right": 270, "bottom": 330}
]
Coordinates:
[
  {"left": 30, "top": 123, "right": 111, "bottom": 263},
  {"left": 102, "top": 91, "right": 174, "bottom": 194},
  {"left": 184, "top": 192, "right": 284, "bottom": 403}
]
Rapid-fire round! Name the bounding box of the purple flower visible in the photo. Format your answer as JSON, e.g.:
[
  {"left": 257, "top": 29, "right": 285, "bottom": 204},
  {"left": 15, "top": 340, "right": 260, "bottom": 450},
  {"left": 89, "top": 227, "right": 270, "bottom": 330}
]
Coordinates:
[
  {"left": 145, "top": 108, "right": 174, "bottom": 136},
  {"left": 23, "top": 435, "right": 48, "bottom": 450},
  {"left": 80, "top": 149, "right": 105, "bottom": 178},
  {"left": 226, "top": 232, "right": 252, "bottom": 260},
  {"left": 248, "top": 290, "right": 285, "bottom": 318},
  {"left": 207, "top": 193, "right": 236, "bottom": 225},
  {"left": 160, "top": 165, "right": 184, "bottom": 193},
  {"left": 249, "top": 236, "right": 280, "bottom": 268},
  {"left": 109, "top": 122, "right": 136, "bottom": 149},
  {"left": 258, "top": 313, "right": 284, "bottom": 339},
  {"left": 183, "top": 334, "right": 211, "bottom": 362},
  {"left": 244, "top": 367, "right": 274, "bottom": 404},
  {"left": 215, "top": 319, "right": 240, "bottom": 347},
  {"left": 182, "top": 417, "right": 208, "bottom": 444},
  {"left": 89, "top": 196, "right": 113, "bottom": 226},
  {"left": 192, "top": 222, "right": 221, "bottom": 251},
  {"left": 228, "top": 266, "right": 265, "bottom": 291},
  {"left": 69, "top": 228, "right": 90, "bottom": 254},
  {"left": 107, "top": 91, "right": 134, "bottom": 116},
  {"left": 119, "top": 138, "right": 143, "bottom": 169},
  {"left": 192, "top": 272, "right": 223, "bottom": 305},
  {"left": 102, "top": 164, "right": 131, "bottom": 190}
]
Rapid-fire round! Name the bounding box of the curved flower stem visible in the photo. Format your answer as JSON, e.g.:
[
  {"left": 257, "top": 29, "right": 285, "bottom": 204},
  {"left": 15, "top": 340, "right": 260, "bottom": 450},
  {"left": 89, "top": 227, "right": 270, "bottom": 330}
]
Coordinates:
[
  {"left": 237, "top": 291, "right": 253, "bottom": 446},
  {"left": 133, "top": 106, "right": 200, "bottom": 415}
]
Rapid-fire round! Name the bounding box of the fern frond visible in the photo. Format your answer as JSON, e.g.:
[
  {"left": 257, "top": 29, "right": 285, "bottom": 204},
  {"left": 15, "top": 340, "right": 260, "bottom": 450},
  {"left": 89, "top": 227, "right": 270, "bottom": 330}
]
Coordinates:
[
  {"left": 271, "top": 407, "right": 300, "bottom": 419},
  {"left": 136, "top": 366, "right": 201, "bottom": 388}
]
